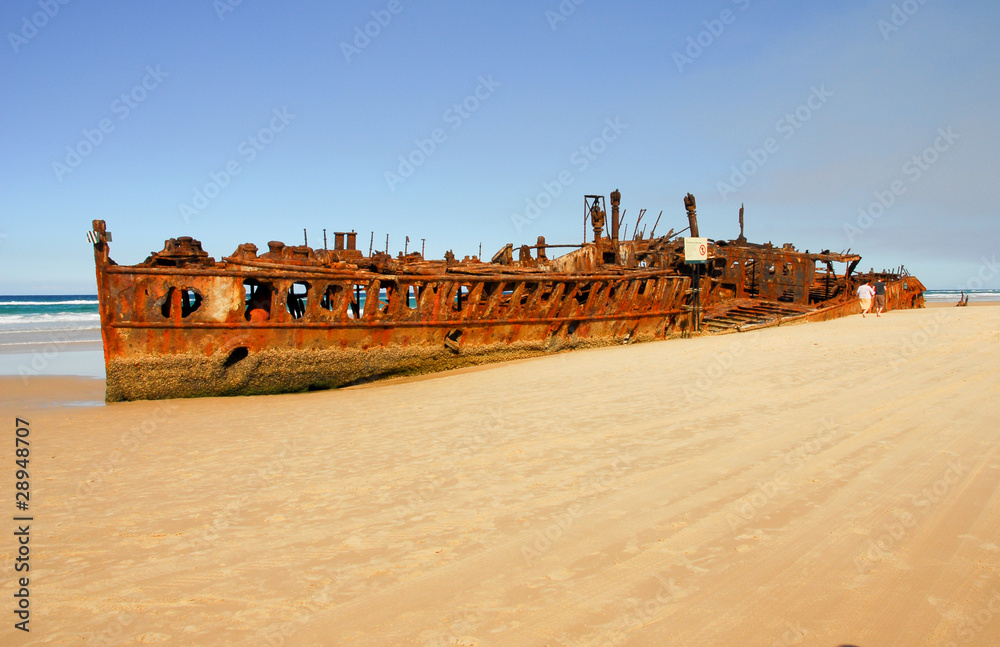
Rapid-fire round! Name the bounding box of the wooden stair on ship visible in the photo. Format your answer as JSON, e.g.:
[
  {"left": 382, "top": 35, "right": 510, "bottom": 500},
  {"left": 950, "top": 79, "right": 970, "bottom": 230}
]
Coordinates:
[{"left": 702, "top": 301, "right": 811, "bottom": 333}]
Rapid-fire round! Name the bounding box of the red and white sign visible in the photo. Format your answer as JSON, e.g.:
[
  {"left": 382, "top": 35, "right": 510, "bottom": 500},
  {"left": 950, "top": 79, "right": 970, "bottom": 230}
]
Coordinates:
[{"left": 684, "top": 237, "right": 708, "bottom": 263}]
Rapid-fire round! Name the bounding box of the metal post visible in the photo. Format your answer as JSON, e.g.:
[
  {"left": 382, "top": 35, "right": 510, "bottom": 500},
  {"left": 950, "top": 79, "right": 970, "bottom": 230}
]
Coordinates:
[
  {"left": 684, "top": 193, "right": 699, "bottom": 237},
  {"left": 693, "top": 264, "right": 701, "bottom": 331},
  {"left": 650, "top": 210, "right": 662, "bottom": 238}
]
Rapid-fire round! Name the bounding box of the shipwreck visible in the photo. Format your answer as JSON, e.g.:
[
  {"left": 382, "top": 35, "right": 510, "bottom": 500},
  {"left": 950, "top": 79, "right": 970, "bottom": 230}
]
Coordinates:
[{"left": 90, "top": 191, "right": 925, "bottom": 401}]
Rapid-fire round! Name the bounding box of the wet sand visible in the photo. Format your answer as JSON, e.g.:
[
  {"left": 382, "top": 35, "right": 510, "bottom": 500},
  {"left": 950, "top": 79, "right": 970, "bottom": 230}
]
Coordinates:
[
  {"left": 1, "top": 305, "right": 999, "bottom": 646},
  {"left": 925, "top": 300, "right": 1000, "bottom": 308}
]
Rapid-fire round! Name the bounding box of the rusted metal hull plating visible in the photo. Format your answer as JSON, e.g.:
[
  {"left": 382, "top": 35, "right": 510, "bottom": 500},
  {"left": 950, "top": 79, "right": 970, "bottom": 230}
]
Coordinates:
[
  {"left": 97, "top": 267, "right": 692, "bottom": 400},
  {"left": 89, "top": 192, "right": 926, "bottom": 401}
]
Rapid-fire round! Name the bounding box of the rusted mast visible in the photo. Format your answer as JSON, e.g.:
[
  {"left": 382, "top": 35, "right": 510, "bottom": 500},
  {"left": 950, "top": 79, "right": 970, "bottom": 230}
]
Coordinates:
[
  {"left": 684, "top": 193, "right": 699, "bottom": 237},
  {"left": 588, "top": 196, "right": 606, "bottom": 244},
  {"left": 683, "top": 193, "right": 701, "bottom": 330},
  {"left": 610, "top": 189, "right": 621, "bottom": 263}
]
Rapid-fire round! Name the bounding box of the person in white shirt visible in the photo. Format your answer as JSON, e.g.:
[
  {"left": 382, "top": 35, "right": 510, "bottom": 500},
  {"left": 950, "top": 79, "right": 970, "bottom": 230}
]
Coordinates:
[{"left": 856, "top": 281, "right": 876, "bottom": 318}]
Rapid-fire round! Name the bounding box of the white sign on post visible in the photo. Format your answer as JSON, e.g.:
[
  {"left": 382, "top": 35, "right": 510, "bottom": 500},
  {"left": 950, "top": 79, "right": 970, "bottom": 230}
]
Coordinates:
[{"left": 684, "top": 237, "right": 708, "bottom": 264}]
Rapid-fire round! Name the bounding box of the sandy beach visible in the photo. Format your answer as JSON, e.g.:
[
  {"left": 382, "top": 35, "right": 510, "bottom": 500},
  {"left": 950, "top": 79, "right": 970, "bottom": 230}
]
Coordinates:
[{"left": 1, "top": 305, "right": 999, "bottom": 646}]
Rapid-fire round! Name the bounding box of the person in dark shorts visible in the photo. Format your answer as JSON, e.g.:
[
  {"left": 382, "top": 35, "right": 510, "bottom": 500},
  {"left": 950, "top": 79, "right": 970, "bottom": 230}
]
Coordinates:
[{"left": 873, "top": 279, "right": 886, "bottom": 317}]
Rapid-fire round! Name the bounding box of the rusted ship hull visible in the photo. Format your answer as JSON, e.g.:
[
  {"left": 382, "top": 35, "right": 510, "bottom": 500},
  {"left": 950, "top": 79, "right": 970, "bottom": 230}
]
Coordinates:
[
  {"left": 701, "top": 276, "right": 924, "bottom": 334},
  {"left": 97, "top": 267, "right": 693, "bottom": 401},
  {"left": 700, "top": 237, "right": 925, "bottom": 332},
  {"left": 90, "top": 191, "right": 925, "bottom": 401}
]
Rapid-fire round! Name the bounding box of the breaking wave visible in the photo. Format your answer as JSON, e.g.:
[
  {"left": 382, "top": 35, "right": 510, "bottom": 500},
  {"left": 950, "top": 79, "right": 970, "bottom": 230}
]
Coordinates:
[
  {"left": 0, "top": 313, "right": 101, "bottom": 333},
  {"left": 0, "top": 299, "right": 99, "bottom": 306}
]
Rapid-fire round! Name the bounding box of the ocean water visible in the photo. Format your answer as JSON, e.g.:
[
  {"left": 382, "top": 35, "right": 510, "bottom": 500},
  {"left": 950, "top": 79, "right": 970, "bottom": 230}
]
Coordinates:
[
  {"left": 1, "top": 289, "right": 996, "bottom": 378},
  {"left": 0, "top": 295, "right": 104, "bottom": 378},
  {"left": 0, "top": 295, "right": 100, "bottom": 334},
  {"left": 922, "top": 289, "right": 1000, "bottom": 303}
]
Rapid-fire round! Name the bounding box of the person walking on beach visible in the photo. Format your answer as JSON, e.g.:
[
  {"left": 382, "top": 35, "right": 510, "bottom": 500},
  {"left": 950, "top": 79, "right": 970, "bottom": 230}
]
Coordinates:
[
  {"left": 857, "top": 281, "right": 875, "bottom": 318},
  {"left": 873, "top": 279, "right": 886, "bottom": 317}
]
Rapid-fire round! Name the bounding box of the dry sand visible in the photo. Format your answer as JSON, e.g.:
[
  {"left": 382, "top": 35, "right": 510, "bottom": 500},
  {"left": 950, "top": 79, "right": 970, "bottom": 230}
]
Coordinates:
[{"left": 1, "top": 305, "right": 999, "bottom": 646}]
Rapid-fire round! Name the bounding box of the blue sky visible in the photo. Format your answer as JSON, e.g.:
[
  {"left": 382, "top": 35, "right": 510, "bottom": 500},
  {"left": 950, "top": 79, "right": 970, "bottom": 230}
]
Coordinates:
[{"left": 1, "top": 0, "right": 997, "bottom": 293}]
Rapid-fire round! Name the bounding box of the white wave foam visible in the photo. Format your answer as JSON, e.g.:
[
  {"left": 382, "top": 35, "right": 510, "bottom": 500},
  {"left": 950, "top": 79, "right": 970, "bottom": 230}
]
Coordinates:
[
  {"left": 0, "top": 339, "right": 99, "bottom": 348},
  {"left": 0, "top": 313, "right": 100, "bottom": 324},
  {"left": 0, "top": 313, "right": 101, "bottom": 333},
  {"left": 924, "top": 291, "right": 1000, "bottom": 301},
  {"left": 0, "top": 300, "right": 99, "bottom": 306}
]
